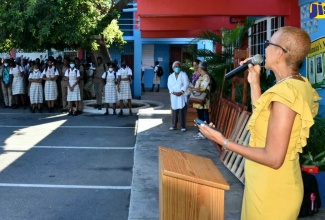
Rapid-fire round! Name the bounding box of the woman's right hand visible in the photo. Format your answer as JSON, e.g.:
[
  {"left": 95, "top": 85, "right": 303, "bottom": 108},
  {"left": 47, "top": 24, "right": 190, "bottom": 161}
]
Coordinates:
[
  {"left": 247, "top": 63, "right": 261, "bottom": 86},
  {"left": 240, "top": 57, "right": 261, "bottom": 86}
]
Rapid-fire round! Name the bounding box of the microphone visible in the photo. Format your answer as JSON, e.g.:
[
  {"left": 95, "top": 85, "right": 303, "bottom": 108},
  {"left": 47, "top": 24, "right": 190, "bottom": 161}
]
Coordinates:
[{"left": 225, "top": 54, "right": 264, "bottom": 80}]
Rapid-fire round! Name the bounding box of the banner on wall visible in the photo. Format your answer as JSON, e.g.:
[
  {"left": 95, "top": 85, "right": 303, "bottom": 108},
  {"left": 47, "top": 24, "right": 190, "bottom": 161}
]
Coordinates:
[{"left": 307, "top": 36, "right": 325, "bottom": 84}]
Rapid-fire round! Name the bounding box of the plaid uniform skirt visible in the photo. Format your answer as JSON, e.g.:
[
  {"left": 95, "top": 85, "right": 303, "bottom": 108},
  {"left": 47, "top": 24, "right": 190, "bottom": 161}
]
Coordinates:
[
  {"left": 67, "top": 79, "right": 81, "bottom": 101},
  {"left": 117, "top": 81, "right": 132, "bottom": 100},
  {"left": 29, "top": 82, "right": 43, "bottom": 104},
  {"left": 104, "top": 82, "right": 117, "bottom": 103},
  {"left": 44, "top": 81, "right": 58, "bottom": 101},
  {"left": 12, "top": 75, "right": 25, "bottom": 95}
]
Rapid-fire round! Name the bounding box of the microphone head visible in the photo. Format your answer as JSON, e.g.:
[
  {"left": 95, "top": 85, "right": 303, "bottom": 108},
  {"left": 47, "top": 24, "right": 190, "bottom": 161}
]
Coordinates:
[{"left": 251, "top": 54, "right": 264, "bottom": 65}]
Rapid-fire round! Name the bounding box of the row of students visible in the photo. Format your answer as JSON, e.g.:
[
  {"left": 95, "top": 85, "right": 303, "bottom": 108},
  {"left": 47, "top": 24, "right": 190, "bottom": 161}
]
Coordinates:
[{"left": 1, "top": 57, "right": 134, "bottom": 116}]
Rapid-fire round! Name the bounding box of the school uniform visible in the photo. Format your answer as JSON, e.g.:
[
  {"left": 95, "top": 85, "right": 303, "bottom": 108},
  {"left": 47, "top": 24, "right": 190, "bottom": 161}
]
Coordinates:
[
  {"left": 42, "top": 66, "right": 59, "bottom": 101},
  {"left": 64, "top": 68, "right": 81, "bottom": 101},
  {"left": 102, "top": 70, "right": 117, "bottom": 104},
  {"left": 29, "top": 70, "right": 43, "bottom": 104},
  {"left": 10, "top": 66, "right": 25, "bottom": 95},
  {"left": 117, "top": 66, "right": 132, "bottom": 100}
]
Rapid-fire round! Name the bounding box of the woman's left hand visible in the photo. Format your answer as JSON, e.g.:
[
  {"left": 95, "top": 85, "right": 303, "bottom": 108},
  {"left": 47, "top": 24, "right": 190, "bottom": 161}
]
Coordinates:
[{"left": 199, "top": 123, "right": 225, "bottom": 144}]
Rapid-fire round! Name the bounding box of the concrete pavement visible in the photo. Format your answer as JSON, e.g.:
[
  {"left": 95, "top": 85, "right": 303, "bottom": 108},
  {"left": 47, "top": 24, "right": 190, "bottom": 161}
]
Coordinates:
[
  {"left": 128, "top": 88, "right": 243, "bottom": 219},
  {"left": 128, "top": 88, "right": 325, "bottom": 220}
]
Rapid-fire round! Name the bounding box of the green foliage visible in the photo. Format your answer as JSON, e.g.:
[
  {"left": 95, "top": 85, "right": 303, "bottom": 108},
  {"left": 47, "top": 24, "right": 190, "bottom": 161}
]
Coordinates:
[
  {"left": 300, "top": 115, "right": 325, "bottom": 171},
  {"left": 191, "top": 18, "right": 256, "bottom": 99},
  {"left": 0, "top": 0, "right": 130, "bottom": 52}
]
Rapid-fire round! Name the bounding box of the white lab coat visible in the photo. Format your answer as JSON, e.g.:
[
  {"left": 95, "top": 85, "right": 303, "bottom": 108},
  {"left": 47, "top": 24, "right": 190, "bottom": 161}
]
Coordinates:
[{"left": 167, "top": 71, "right": 189, "bottom": 110}]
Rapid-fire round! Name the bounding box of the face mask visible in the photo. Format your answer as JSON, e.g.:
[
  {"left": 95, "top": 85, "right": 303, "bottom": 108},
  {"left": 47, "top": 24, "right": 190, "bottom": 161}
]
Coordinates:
[
  {"left": 4, "top": 63, "right": 8, "bottom": 67},
  {"left": 70, "top": 64, "right": 75, "bottom": 68},
  {"left": 174, "top": 67, "right": 181, "bottom": 73},
  {"left": 34, "top": 69, "right": 39, "bottom": 72},
  {"left": 108, "top": 68, "right": 113, "bottom": 72}
]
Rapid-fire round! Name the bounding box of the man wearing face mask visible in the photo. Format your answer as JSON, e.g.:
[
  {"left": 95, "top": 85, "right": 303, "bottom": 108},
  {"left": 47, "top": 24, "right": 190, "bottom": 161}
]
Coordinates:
[
  {"left": 93, "top": 56, "right": 108, "bottom": 110},
  {"left": 167, "top": 61, "right": 189, "bottom": 132},
  {"left": 1, "top": 58, "right": 13, "bottom": 108}
]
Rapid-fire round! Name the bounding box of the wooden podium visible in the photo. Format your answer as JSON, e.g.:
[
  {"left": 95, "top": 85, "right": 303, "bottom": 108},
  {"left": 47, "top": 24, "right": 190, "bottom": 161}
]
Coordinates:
[{"left": 159, "top": 146, "right": 230, "bottom": 220}]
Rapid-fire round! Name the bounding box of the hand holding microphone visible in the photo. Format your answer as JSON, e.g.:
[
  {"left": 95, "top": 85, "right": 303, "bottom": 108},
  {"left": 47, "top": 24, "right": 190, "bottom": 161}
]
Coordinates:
[{"left": 225, "top": 54, "right": 263, "bottom": 80}]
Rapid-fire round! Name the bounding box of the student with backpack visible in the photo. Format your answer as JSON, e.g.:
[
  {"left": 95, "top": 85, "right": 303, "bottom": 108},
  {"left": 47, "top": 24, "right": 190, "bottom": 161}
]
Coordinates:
[{"left": 150, "top": 60, "right": 163, "bottom": 92}]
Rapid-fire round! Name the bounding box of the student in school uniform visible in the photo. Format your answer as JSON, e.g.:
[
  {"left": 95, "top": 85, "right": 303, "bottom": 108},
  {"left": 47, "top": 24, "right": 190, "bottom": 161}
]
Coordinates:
[
  {"left": 29, "top": 63, "right": 43, "bottom": 113},
  {"left": 116, "top": 60, "right": 133, "bottom": 116},
  {"left": 102, "top": 63, "right": 117, "bottom": 115},
  {"left": 10, "top": 59, "right": 26, "bottom": 109},
  {"left": 42, "top": 58, "right": 59, "bottom": 112},
  {"left": 64, "top": 60, "right": 81, "bottom": 116}
]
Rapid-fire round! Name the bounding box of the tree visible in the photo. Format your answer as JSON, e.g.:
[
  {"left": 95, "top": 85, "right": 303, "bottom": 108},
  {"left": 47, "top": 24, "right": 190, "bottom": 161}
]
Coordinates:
[{"left": 0, "top": 0, "right": 133, "bottom": 62}]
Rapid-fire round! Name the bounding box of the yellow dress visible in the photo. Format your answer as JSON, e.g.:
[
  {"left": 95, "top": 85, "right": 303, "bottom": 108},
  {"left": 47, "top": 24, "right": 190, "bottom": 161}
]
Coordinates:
[{"left": 242, "top": 76, "right": 321, "bottom": 220}]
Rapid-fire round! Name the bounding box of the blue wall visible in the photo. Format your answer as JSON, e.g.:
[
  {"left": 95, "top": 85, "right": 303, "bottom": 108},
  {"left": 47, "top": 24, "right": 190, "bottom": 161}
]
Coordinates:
[{"left": 299, "top": 0, "right": 325, "bottom": 117}]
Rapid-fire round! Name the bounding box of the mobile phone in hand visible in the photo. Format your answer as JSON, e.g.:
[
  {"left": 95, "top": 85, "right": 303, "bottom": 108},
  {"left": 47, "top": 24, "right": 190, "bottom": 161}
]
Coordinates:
[
  {"left": 194, "top": 118, "right": 206, "bottom": 126},
  {"left": 194, "top": 118, "right": 223, "bottom": 134}
]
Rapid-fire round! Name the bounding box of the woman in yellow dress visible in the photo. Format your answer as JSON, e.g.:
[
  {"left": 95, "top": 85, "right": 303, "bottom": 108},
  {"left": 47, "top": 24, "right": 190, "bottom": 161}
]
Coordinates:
[{"left": 199, "top": 26, "right": 321, "bottom": 219}]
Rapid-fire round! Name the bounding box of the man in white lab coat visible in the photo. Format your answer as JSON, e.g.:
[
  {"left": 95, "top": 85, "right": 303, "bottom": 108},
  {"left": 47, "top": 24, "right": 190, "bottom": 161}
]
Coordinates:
[{"left": 167, "top": 61, "right": 189, "bottom": 132}]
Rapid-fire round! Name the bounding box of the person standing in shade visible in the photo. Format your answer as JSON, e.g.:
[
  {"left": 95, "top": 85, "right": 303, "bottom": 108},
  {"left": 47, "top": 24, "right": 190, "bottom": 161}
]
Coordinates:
[
  {"left": 191, "top": 61, "right": 211, "bottom": 140},
  {"left": 199, "top": 26, "right": 321, "bottom": 219},
  {"left": 0, "top": 59, "right": 12, "bottom": 108},
  {"left": 42, "top": 58, "right": 58, "bottom": 112},
  {"left": 141, "top": 63, "right": 145, "bottom": 93},
  {"left": 75, "top": 57, "right": 84, "bottom": 114},
  {"left": 102, "top": 63, "right": 117, "bottom": 115},
  {"left": 59, "top": 57, "right": 70, "bottom": 112},
  {"left": 64, "top": 60, "right": 81, "bottom": 116},
  {"left": 116, "top": 60, "right": 133, "bottom": 116},
  {"left": 55, "top": 56, "right": 64, "bottom": 109},
  {"left": 93, "top": 57, "right": 107, "bottom": 110},
  {"left": 167, "top": 61, "right": 189, "bottom": 132},
  {"left": 150, "top": 61, "right": 161, "bottom": 92},
  {"left": 10, "top": 59, "right": 25, "bottom": 109},
  {"left": 28, "top": 63, "right": 43, "bottom": 113}
]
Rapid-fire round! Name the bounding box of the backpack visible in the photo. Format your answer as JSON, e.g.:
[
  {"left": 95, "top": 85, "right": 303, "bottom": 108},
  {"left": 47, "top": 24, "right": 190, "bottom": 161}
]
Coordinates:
[
  {"left": 208, "top": 74, "right": 217, "bottom": 93},
  {"left": 157, "top": 66, "right": 164, "bottom": 77},
  {"left": 299, "top": 171, "right": 322, "bottom": 217}
]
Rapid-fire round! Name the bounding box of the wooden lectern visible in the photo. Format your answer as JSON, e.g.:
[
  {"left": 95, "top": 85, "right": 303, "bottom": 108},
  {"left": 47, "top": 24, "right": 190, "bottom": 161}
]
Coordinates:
[{"left": 159, "top": 146, "right": 230, "bottom": 220}]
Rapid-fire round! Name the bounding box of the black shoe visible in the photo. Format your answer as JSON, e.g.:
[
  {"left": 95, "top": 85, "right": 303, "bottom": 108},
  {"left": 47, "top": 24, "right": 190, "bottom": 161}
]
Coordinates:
[
  {"left": 93, "top": 104, "right": 99, "bottom": 109},
  {"left": 129, "top": 110, "right": 133, "bottom": 115},
  {"left": 113, "top": 110, "right": 116, "bottom": 115},
  {"left": 77, "top": 110, "right": 82, "bottom": 115},
  {"left": 32, "top": 109, "right": 35, "bottom": 113},
  {"left": 118, "top": 110, "right": 123, "bottom": 116},
  {"left": 38, "top": 108, "right": 42, "bottom": 113},
  {"left": 155, "top": 89, "right": 159, "bottom": 92},
  {"left": 68, "top": 111, "right": 73, "bottom": 115},
  {"left": 104, "top": 111, "right": 108, "bottom": 115},
  {"left": 73, "top": 111, "right": 78, "bottom": 116}
]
